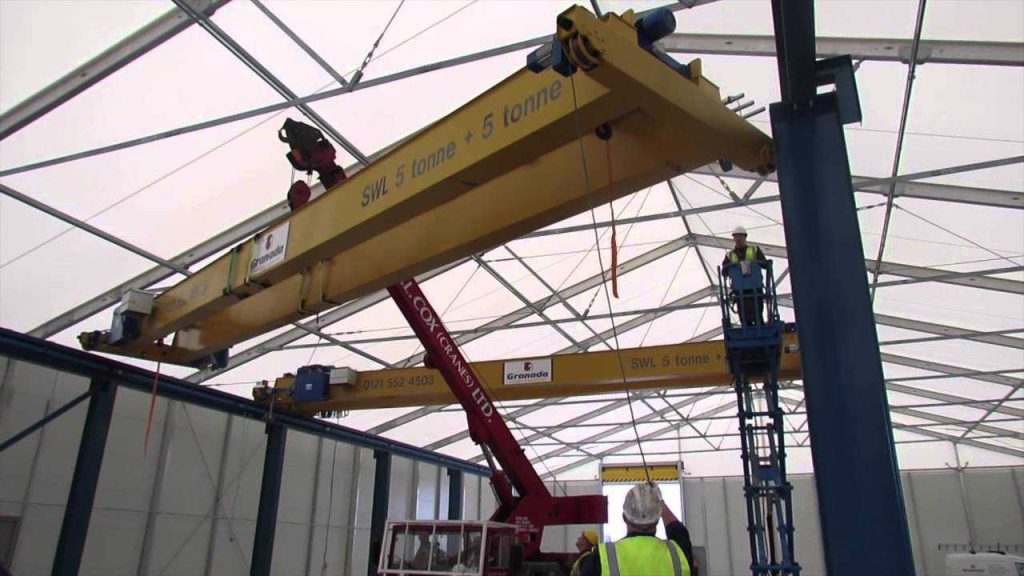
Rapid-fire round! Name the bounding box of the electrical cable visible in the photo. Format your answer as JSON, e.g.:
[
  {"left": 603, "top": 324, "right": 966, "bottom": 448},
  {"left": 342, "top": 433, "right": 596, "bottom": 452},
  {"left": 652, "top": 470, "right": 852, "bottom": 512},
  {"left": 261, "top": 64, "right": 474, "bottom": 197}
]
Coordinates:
[
  {"left": 894, "top": 204, "right": 1022, "bottom": 268},
  {"left": 637, "top": 248, "right": 691, "bottom": 347},
  {"left": 683, "top": 173, "right": 782, "bottom": 226},
  {"left": 0, "top": 114, "right": 280, "bottom": 270},
  {"left": 567, "top": 72, "right": 651, "bottom": 479},
  {"left": 349, "top": 0, "right": 407, "bottom": 86},
  {"left": 401, "top": 261, "right": 482, "bottom": 367},
  {"left": 753, "top": 119, "right": 1024, "bottom": 145},
  {"left": 535, "top": 185, "right": 653, "bottom": 313}
]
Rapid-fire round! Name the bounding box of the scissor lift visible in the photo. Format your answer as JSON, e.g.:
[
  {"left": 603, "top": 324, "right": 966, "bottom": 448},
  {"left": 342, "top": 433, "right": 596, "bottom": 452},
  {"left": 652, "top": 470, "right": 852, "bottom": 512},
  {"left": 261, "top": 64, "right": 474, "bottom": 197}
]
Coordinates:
[{"left": 719, "top": 260, "right": 800, "bottom": 576}]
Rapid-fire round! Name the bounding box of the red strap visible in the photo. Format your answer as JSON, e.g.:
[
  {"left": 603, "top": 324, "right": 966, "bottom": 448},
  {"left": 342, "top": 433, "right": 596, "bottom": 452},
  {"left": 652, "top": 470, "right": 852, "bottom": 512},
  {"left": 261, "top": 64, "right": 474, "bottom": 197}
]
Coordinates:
[{"left": 606, "top": 139, "right": 619, "bottom": 299}]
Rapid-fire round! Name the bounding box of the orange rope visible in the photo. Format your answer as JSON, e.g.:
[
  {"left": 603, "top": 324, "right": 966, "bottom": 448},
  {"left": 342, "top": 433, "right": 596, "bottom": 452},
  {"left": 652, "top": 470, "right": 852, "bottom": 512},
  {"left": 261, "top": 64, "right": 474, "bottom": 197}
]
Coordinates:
[
  {"left": 605, "top": 138, "right": 619, "bottom": 298},
  {"left": 143, "top": 361, "right": 161, "bottom": 456}
]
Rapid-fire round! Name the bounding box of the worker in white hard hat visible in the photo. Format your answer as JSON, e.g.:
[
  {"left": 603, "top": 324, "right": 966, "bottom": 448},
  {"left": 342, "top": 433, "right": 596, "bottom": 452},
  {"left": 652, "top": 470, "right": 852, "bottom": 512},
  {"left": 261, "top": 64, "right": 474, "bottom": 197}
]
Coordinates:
[
  {"left": 579, "top": 482, "right": 695, "bottom": 576},
  {"left": 723, "top": 226, "right": 767, "bottom": 327},
  {"left": 723, "top": 226, "right": 766, "bottom": 266}
]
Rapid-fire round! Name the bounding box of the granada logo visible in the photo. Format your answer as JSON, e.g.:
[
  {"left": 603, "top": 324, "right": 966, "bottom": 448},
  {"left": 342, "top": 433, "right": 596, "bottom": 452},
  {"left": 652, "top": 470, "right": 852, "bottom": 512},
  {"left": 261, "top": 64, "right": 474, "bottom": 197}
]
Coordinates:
[
  {"left": 506, "top": 369, "right": 550, "bottom": 381},
  {"left": 250, "top": 245, "right": 285, "bottom": 270},
  {"left": 265, "top": 234, "right": 273, "bottom": 250},
  {"left": 524, "top": 361, "right": 533, "bottom": 371}
]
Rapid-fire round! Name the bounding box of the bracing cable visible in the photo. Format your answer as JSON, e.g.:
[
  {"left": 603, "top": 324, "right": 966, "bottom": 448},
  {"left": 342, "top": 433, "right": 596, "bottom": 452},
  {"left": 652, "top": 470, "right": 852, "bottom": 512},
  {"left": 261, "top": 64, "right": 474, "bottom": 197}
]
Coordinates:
[{"left": 567, "top": 72, "right": 652, "bottom": 481}]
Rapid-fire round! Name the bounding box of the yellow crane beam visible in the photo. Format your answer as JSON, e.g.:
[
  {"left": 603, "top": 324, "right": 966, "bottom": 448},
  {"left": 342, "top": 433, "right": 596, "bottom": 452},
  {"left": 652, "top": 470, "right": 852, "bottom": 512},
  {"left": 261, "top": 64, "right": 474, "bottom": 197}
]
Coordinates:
[
  {"left": 254, "top": 333, "right": 801, "bottom": 415},
  {"left": 81, "top": 7, "right": 774, "bottom": 366}
]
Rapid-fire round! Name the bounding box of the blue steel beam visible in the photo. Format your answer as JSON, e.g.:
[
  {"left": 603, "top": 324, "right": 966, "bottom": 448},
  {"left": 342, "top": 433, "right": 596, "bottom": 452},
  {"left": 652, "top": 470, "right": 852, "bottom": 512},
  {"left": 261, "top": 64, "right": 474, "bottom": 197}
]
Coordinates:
[
  {"left": 0, "top": 327, "right": 488, "bottom": 476},
  {"left": 251, "top": 423, "right": 287, "bottom": 576},
  {"left": 448, "top": 469, "right": 464, "bottom": 520},
  {"left": 770, "top": 37, "right": 917, "bottom": 576},
  {"left": 52, "top": 379, "right": 118, "bottom": 576},
  {"left": 369, "top": 450, "right": 392, "bottom": 576},
  {"left": 0, "top": 389, "right": 92, "bottom": 454}
]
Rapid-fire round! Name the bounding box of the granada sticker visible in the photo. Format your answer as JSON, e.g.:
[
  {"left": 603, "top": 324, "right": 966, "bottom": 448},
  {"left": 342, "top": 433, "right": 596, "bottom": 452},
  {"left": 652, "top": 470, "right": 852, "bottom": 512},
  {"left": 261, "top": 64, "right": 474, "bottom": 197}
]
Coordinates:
[
  {"left": 503, "top": 358, "right": 553, "bottom": 385},
  {"left": 250, "top": 221, "right": 290, "bottom": 276}
]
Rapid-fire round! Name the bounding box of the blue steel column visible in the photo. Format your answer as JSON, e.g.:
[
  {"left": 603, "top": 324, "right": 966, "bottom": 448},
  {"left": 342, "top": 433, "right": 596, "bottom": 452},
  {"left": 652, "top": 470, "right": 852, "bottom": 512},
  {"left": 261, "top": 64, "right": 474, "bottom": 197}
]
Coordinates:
[
  {"left": 368, "top": 450, "right": 392, "bottom": 576},
  {"left": 768, "top": 1, "right": 916, "bottom": 571},
  {"left": 251, "top": 422, "right": 287, "bottom": 576},
  {"left": 447, "top": 468, "right": 464, "bottom": 520},
  {"left": 52, "top": 378, "right": 117, "bottom": 576}
]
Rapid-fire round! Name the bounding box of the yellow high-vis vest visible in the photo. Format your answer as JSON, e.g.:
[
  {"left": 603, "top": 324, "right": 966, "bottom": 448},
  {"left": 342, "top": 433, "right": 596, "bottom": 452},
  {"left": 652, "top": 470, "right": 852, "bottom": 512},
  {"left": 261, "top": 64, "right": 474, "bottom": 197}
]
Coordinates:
[
  {"left": 727, "top": 245, "right": 758, "bottom": 263},
  {"left": 597, "top": 535, "right": 690, "bottom": 576}
]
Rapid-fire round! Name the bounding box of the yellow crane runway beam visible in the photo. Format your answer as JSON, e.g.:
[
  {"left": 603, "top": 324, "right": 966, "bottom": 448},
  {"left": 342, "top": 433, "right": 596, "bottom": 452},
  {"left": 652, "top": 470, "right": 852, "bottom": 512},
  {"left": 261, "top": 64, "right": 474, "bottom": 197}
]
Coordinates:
[
  {"left": 82, "top": 8, "right": 774, "bottom": 366},
  {"left": 257, "top": 333, "right": 801, "bottom": 416}
]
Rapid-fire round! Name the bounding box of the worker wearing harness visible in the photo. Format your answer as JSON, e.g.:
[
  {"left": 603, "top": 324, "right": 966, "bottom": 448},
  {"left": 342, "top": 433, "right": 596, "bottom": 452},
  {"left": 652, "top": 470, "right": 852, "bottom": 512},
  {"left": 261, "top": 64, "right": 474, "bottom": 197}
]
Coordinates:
[
  {"left": 723, "top": 226, "right": 767, "bottom": 327},
  {"left": 580, "top": 483, "right": 695, "bottom": 576}
]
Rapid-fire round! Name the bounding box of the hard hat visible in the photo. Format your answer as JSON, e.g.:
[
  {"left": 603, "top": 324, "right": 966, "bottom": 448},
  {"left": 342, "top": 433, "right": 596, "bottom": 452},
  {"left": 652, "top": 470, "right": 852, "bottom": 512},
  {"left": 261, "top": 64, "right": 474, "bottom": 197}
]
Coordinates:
[
  {"left": 732, "top": 226, "right": 748, "bottom": 236},
  {"left": 622, "top": 482, "right": 662, "bottom": 526},
  {"left": 582, "top": 530, "right": 598, "bottom": 545}
]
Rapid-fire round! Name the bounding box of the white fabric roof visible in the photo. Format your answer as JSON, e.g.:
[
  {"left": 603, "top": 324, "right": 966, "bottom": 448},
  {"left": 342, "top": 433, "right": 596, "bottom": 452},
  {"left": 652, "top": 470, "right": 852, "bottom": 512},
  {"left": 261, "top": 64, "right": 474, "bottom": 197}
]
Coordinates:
[{"left": 1, "top": 0, "right": 1021, "bottom": 478}]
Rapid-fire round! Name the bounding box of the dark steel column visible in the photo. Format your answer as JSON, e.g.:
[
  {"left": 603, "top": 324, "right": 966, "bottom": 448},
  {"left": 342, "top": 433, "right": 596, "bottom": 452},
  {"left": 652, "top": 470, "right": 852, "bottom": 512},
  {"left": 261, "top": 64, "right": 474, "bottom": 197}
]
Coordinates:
[
  {"left": 251, "top": 422, "right": 288, "bottom": 576},
  {"left": 768, "top": 4, "right": 916, "bottom": 568},
  {"left": 447, "top": 468, "right": 463, "bottom": 520},
  {"left": 52, "top": 379, "right": 117, "bottom": 576},
  {"left": 368, "top": 450, "right": 392, "bottom": 576}
]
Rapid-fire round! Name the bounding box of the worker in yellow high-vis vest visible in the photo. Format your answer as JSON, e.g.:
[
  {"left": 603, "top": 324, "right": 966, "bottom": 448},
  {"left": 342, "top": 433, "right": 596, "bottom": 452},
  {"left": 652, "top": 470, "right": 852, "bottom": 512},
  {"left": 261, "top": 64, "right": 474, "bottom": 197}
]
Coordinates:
[
  {"left": 723, "top": 226, "right": 767, "bottom": 327},
  {"left": 570, "top": 530, "right": 599, "bottom": 576},
  {"left": 579, "top": 482, "right": 696, "bottom": 576}
]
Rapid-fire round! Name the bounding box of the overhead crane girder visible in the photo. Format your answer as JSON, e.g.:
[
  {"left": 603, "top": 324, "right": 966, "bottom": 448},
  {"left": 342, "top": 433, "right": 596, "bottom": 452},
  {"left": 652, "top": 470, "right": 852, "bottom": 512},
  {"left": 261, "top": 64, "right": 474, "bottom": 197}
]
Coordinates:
[
  {"left": 81, "top": 6, "right": 774, "bottom": 369},
  {"left": 255, "top": 333, "right": 801, "bottom": 415}
]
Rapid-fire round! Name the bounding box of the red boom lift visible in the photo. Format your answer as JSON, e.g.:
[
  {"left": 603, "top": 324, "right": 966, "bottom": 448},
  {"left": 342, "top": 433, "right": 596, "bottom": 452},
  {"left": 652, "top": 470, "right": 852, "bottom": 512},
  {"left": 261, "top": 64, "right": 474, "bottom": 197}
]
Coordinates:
[{"left": 378, "top": 279, "right": 607, "bottom": 576}]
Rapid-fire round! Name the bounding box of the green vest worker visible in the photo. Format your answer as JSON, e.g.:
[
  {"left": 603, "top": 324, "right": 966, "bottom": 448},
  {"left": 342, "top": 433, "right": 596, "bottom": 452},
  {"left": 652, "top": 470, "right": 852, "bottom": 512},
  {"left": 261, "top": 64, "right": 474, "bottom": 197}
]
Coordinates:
[
  {"left": 570, "top": 530, "right": 599, "bottom": 576},
  {"left": 579, "top": 482, "right": 696, "bottom": 576},
  {"left": 722, "top": 226, "right": 766, "bottom": 266},
  {"left": 723, "top": 225, "right": 767, "bottom": 327}
]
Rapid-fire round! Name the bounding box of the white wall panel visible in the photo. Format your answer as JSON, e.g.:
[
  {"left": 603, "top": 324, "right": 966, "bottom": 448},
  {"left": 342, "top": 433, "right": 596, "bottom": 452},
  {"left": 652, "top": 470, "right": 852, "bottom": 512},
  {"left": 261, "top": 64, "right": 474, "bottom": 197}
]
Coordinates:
[
  {"left": 144, "top": 401, "right": 227, "bottom": 576},
  {"left": 789, "top": 475, "right": 825, "bottom": 576},
  {"left": 0, "top": 360, "right": 487, "bottom": 576},
  {"left": 1, "top": 361, "right": 89, "bottom": 575},
  {"left": 349, "top": 448, "right": 376, "bottom": 576},
  {"left": 723, "top": 476, "right": 748, "bottom": 571},
  {"left": 416, "top": 463, "right": 439, "bottom": 520},
  {"left": 909, "top": 470, "right": 972, "bottom": 575},
  {"left": 308, "top": 439, "right": 356, "bottom": 576},
  {"left": 964, "top": 467, "right": 1024, "bottom": 546},
  {"left": 680, "top": 469, "right": 1024, "bottom": 576},
  {"left": 479, "top": 476, "right": 496, "bottom": 521},
  {"left": 438, "top": 469, "right": 451, "bottom": 519},
  {"left": 388, "top": 456, "right": 414, "bottom": 521},
  {"left": 463, "top": 474, "right": 481, "bottom": 521}
]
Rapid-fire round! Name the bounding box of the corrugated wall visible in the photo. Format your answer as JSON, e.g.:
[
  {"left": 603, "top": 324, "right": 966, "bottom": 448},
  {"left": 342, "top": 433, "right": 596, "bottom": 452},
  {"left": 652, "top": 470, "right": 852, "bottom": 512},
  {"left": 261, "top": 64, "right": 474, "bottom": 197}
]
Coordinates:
[
  {"left": 2, "top": 357, "right": 1020, "bottom": 575},
  {"left": 0, "top": 358, "right": 491, "bottom": 576},
  {"left": 682, "top": 468, "right": 1024, "bottom": 576}
]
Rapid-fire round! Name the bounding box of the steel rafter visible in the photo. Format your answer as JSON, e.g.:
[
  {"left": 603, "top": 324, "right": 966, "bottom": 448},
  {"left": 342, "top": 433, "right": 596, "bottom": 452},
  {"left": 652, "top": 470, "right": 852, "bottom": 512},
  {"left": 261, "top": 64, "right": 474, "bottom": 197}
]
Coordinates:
[
  {"left": 170, "top": 0, "right": 368, "bottom": 164},
  {"left": 0, "top": 0, "right": 231, "bottom": 140},
  {"left": 660, "top": 33, "right": 1024, "bottom": 67},
  {"left": 693, "top": 157, "right": 1024, "bottom": 210},
  {"left": 690, "top": 234, "right": 1024, "bottom": 294}
]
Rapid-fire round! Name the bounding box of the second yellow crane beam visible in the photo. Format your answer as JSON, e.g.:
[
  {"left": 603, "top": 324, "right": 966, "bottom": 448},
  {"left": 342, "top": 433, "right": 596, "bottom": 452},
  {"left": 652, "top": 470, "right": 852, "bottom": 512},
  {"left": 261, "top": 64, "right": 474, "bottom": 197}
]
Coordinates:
[{"left": 256, "top": 333, "right": 801, "bottom": 415}]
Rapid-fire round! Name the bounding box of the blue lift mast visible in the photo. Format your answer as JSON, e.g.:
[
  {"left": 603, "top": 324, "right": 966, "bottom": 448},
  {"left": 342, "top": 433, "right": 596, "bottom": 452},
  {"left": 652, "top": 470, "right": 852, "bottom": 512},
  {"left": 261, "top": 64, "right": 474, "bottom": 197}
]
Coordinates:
[{"left": 719, "top": 260, "right": 800, "bottom": 576}]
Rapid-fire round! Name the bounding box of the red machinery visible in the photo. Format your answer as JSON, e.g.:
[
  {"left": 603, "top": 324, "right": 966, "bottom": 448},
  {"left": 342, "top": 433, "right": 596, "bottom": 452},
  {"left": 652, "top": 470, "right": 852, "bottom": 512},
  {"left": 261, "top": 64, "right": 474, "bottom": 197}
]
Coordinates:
[
  {"left": 278, "top": 118, "right": 347, "bottom": 210},
  {"left": 380, "top": 279, "right": 607, "bottom": 575}
]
